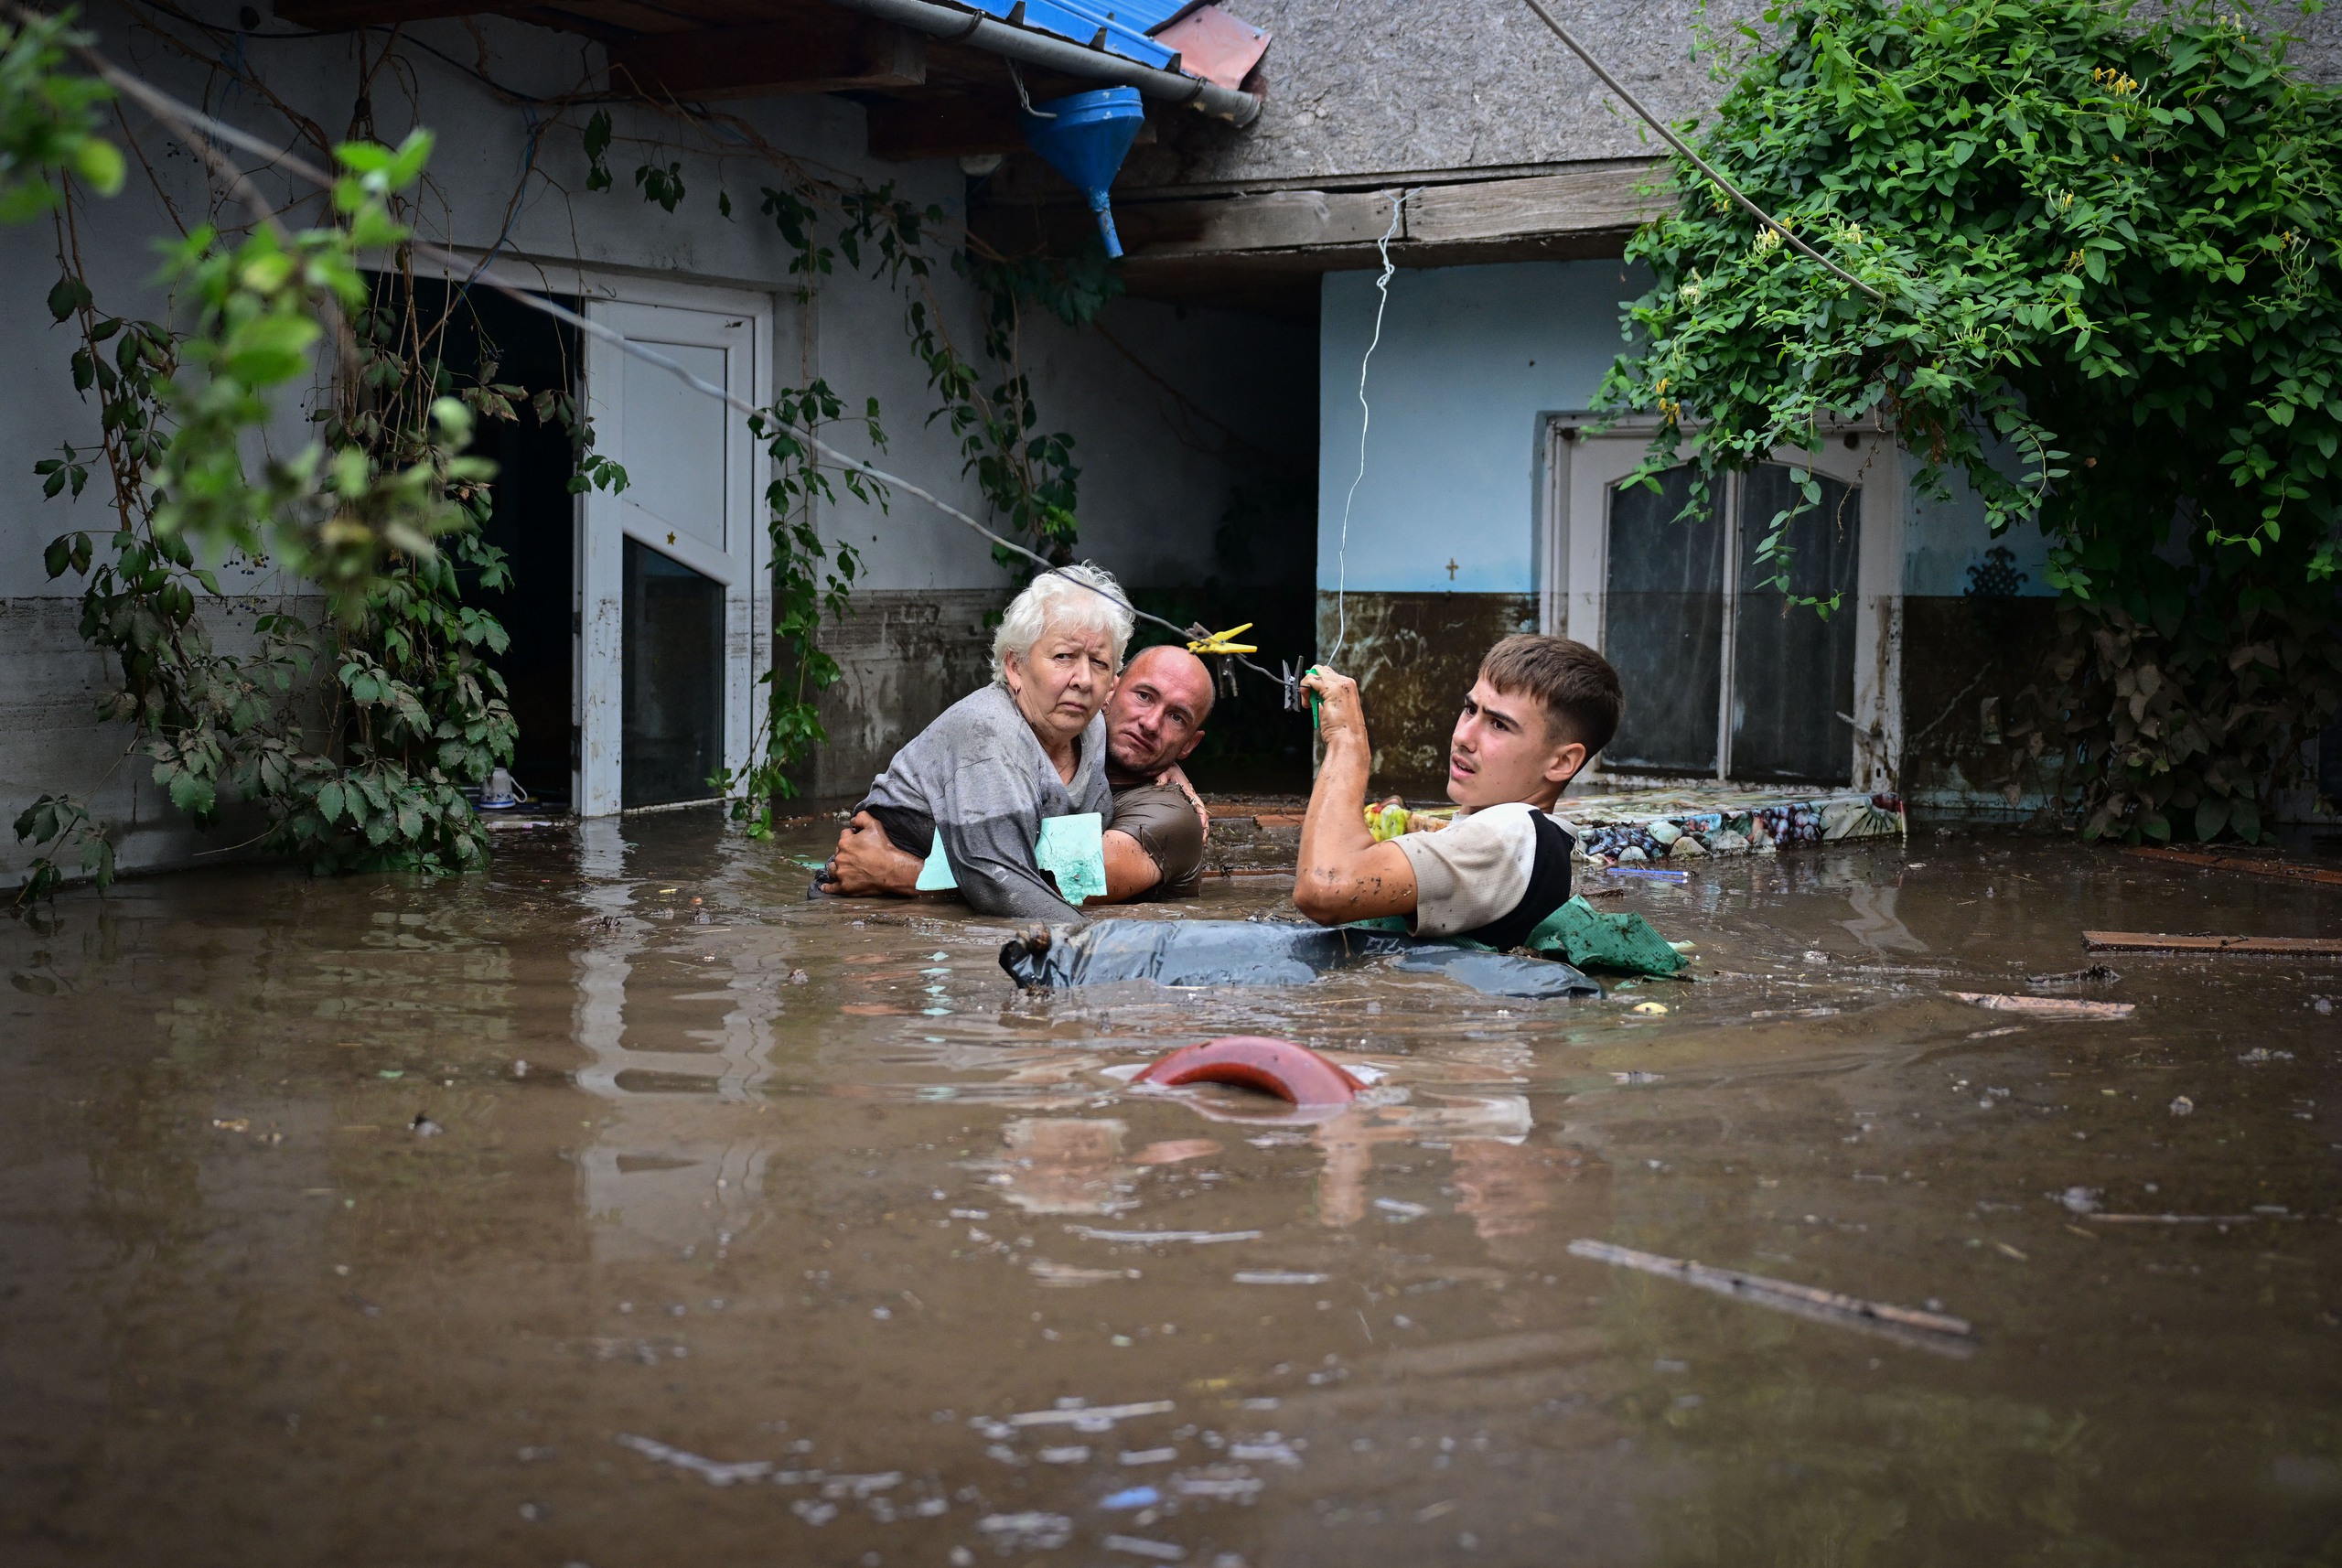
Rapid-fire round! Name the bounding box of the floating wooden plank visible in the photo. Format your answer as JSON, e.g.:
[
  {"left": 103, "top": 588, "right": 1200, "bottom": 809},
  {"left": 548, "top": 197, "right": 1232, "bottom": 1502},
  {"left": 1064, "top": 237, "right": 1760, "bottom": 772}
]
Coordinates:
[
  {"left": 1948, "top": 992, "right": 2135, "bottom": 1019},
  {"left": 609, "top": 15, "right": 925, "bottom": 100},
  {"left": 2082, "top": 930, "right": 2342, "bottom": 956},
  {"left": 2124, "top": 845, "right": 2342, "bottom": 887},
  {"left": 1565, "top": 1239, "right": 1973, "bottom": 1357}
]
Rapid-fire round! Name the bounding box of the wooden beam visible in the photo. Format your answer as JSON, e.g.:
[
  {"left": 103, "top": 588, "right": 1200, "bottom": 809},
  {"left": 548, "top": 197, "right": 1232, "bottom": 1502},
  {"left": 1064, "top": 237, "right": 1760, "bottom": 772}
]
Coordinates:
[
  {"left": 274, "top": 0, "right": 510, "bottom": 25},
  {"left": 1405, "top": 165, "right": 1664, "bottom": 244},
  {"left": 972, "top": 163, "right": 1666, "bottom": 262},
  {"left": 2083, "top": 930, "right": 2342, "bottom": 955},
  {"left": 608, "top": 16, "right": 924, "bottom": 101}
]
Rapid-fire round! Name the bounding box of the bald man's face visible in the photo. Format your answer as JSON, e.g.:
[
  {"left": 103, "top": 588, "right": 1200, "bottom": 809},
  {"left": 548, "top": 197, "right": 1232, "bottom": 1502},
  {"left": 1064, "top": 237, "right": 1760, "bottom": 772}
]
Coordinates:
[{"left": 1107, "top": 647, "right": 1214, "bottom": 775}]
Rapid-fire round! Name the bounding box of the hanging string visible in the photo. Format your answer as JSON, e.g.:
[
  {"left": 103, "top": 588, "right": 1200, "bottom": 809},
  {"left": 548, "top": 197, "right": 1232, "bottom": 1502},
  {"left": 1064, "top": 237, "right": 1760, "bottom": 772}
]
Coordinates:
[{"left": 1327, "top": 188, "right": 1407, "bottom": 665}]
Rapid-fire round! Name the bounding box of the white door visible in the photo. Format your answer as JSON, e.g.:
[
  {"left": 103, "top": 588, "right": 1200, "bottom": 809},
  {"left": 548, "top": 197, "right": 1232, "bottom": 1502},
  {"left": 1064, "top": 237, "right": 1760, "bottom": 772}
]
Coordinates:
[
  {"left": 577, "top": 294, "right": 768, "bottom": 816},
  {"left": 1546, "top": 420, "right": 1903, "bottom": 792}
]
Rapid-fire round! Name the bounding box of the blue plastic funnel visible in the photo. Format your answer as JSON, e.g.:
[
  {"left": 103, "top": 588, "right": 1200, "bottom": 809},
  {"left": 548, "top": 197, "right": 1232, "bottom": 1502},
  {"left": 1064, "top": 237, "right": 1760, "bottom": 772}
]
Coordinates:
[{"left": 1021, "top": 86, "right": 1146, "bottom": 258}]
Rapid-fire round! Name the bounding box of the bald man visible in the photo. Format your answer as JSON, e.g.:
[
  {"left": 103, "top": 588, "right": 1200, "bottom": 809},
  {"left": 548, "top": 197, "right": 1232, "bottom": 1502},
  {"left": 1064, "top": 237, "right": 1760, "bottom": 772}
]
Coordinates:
[{"left": 827, "top": 643, "right": 1217, "bottom": 904}]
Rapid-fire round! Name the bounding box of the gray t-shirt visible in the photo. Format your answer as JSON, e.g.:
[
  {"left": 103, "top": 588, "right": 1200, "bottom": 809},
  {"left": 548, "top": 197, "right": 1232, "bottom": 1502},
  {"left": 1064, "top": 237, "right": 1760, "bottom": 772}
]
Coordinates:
[{"left": 856, "top": 683, "right": 1111, "bottom": 923}]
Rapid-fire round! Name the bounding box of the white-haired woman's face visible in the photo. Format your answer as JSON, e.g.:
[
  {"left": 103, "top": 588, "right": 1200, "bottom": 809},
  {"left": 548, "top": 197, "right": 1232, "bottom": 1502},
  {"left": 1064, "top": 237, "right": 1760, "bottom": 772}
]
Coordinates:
[{"left": 1003, "top": 620, "right": 1116, "bottom": 749}]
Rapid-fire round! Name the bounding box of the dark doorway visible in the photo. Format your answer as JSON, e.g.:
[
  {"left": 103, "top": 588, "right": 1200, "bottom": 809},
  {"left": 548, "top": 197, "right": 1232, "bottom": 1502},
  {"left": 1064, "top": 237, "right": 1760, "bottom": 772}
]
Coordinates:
[
  {"left": 621, "top": 538, "right": 725, "bottom": 808},
  {"left": 387, "top": 274, "right": 581, "bottom": 809}
]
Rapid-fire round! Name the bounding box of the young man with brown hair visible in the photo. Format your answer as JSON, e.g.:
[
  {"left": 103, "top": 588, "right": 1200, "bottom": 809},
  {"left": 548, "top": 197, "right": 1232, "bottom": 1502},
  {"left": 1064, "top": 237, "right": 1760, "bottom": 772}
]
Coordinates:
[{"left": 1294, "top": 635, "right": 1623, "bottom": 949}]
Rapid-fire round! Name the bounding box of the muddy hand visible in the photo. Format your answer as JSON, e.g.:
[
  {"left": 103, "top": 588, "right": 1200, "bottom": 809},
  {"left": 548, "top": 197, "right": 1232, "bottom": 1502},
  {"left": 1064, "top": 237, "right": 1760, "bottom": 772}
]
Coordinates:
[
  {"left": 827, "top": 811, "right": 919, "bottom": 897},
  {"left": 1155, "top": 762, "right": 1209, "bottom": 836},
  {"left": 1300, "top": 666, "right": 1366, "bottom": 746}
]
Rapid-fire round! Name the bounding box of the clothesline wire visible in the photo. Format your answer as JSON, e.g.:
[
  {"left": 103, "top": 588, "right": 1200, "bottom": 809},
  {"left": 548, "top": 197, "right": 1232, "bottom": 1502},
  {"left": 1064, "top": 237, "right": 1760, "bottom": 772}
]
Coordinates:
[
  {"left": 1326, "top": 188, "right": 1406, "bottom": 666},
  {"left": 54, "top": 20, "right": 1297, "bottom": 692}
]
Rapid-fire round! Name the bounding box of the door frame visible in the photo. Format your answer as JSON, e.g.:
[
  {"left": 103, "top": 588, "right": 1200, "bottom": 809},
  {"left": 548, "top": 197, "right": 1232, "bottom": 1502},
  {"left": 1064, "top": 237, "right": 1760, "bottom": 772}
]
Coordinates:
[
  {"left": 1541, "top": 413, "right": 1905, "bottom": 792},
  {"left": 575, "top": 279, "right": 776, "bottom": 817}
]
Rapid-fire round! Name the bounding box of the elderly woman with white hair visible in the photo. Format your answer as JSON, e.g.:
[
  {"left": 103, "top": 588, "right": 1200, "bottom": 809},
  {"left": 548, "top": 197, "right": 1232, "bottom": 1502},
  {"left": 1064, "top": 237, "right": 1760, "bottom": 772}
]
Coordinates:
[{"left": 819, "top": 563, "right": 1132, "bottom": 921}]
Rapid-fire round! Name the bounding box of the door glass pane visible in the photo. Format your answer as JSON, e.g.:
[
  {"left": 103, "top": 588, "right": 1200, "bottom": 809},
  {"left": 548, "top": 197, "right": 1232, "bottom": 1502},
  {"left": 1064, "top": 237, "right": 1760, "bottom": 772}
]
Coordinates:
[
  {"left": 1732, "top": 465, "right": 1861, "bottom": 782},
  {"left": 619, "top": 340, "right": 729, "bottom": 553},
  {"left": 621, "top": 538, "right": 723, "bottom": 808},
  {"left": 1604, "top": 467, "right": 1725, "bottom": 775}
]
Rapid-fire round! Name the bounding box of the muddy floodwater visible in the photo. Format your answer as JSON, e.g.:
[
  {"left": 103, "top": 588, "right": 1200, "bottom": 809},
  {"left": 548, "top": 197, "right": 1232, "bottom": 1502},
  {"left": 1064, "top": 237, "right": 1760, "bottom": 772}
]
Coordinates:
[{"left": 4, "top": 812, "right": 2339, "bottom": 1566}]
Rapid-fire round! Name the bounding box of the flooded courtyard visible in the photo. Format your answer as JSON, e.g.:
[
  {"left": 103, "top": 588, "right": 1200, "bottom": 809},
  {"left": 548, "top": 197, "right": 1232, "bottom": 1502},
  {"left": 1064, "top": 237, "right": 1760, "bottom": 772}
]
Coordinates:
[{"left": 4, "top": 812, "right": 2338, "bottom": 1566}]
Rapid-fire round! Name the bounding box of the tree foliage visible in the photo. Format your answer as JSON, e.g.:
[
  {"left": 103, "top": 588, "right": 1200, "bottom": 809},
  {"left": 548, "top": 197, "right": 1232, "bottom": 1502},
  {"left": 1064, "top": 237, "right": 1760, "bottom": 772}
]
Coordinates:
[{"left": 1604, "top": 0, "right": 2342, "bottom": 841}]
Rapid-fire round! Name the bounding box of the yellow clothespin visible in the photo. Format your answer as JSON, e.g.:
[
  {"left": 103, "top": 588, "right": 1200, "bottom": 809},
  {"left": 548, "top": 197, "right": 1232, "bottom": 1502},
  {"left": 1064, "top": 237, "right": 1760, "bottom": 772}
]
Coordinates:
[{"left": 1186, "top": 622, "right": 1257, "bottom": 656}]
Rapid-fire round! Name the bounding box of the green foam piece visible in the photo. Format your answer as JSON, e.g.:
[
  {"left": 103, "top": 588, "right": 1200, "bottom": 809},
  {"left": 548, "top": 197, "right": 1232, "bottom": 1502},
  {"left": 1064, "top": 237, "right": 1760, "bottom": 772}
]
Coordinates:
[
  {"left": 1524, "top": 896, "right": 1685, "bottom": 976},
  {"left": 914, "top": 832, "right": 958, "bottom": 891},
  {"left": 1036, "top": 811, "right": 1108, "bottom": 906}
]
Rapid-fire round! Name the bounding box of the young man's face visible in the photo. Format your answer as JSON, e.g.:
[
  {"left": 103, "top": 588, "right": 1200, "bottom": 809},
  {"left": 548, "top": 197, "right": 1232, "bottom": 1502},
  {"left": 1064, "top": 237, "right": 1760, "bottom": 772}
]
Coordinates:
[{"left": 1446, "top": 677, "right": 1587, "bottom": 811}]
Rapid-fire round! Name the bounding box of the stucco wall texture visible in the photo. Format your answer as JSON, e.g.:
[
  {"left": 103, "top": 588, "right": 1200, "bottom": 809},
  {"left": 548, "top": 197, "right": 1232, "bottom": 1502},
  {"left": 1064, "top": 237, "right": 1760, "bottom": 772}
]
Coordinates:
[{"left": 1131, "top": 0, "right": 2342, "bottom": 195}]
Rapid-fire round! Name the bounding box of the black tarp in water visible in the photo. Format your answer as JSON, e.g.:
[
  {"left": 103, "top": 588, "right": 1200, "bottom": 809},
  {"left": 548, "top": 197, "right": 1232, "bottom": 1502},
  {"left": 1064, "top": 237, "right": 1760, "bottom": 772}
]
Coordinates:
[{"left": 998, "top": 919, "right": 1603, "bottom": 999}]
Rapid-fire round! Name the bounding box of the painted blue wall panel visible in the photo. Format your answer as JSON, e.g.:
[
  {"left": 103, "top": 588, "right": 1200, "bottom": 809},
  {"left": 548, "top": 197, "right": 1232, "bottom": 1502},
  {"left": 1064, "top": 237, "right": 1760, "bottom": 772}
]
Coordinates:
[
  {"left": 1317, "top": 259, "right": 1647, "bottom": 595},
  {"left": 1318, "top": 257, "right": 2062, "bottom": 600}
]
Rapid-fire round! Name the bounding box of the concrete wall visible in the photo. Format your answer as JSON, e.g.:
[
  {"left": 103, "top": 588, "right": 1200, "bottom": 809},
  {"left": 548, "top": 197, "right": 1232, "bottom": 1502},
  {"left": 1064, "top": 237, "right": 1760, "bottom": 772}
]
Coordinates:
[
  {"left": 0, "top": 0, "right": 1314, "bottom": 881},
  {"left": 1119, "top": 0, "right": 2342, "bottom": 196}
]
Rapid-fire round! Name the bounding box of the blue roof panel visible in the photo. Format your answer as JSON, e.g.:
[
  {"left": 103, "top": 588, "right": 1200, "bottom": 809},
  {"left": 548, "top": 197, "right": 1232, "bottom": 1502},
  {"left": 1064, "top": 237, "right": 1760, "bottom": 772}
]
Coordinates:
[{"left": 955, "top": 0, "right": 1185, "bottom": 72}]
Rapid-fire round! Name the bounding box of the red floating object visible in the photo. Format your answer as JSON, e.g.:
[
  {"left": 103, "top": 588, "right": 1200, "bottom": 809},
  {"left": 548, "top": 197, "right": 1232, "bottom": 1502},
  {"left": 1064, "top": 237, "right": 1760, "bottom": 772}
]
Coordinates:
[{"left": 1133, "top": 1036, "right": 1363, "bottom": 1107}]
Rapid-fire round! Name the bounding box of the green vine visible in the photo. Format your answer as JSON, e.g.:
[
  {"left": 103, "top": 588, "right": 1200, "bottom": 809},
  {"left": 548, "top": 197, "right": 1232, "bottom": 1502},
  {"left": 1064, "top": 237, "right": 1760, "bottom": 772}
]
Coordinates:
[
  {"left": 9, "top": 105, "right": 565, "bottom": 897},
  {"left": 1602, "top": 0, "right": 2342, "bottom": 842}
]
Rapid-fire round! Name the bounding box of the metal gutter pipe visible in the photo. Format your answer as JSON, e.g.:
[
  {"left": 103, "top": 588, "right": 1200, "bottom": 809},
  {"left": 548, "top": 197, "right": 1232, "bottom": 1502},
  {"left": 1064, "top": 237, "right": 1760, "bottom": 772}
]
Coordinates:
[{"left": 823, "top": 0, "right": 1262, "bottom": 126}]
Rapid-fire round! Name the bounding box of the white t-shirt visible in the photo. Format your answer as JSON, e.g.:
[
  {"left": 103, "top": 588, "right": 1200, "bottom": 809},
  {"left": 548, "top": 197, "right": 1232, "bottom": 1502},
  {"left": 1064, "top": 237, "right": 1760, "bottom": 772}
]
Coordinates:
[{"left": 1391, "top": 801, "right": 1560, "bottom": 939}]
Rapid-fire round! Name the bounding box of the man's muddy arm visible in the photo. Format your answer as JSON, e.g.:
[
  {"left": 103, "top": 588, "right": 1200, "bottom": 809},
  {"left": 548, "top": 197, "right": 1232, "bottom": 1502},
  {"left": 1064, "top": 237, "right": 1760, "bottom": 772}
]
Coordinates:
[
  {"left": 1293, "top": 669, "right": 1417, "bottom": 925},
  {"left": 1102, "top": 831, "right": 1164, "bottom": 900},
  {"left": 823, "top": 811, "right": 923, "bottom": 897}
]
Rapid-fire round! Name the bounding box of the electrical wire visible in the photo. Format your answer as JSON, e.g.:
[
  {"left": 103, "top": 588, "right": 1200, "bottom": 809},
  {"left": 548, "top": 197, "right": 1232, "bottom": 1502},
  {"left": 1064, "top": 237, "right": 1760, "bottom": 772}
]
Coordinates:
[
  {"left": 1326, "top": 188, "right": 1405, "bottom": 665},
  {"left": 46, "top": 19, "right": 1300, "bottom": 695},
  {"left": 1514, "top": 0, "right": 1888, "bottom": 306}
]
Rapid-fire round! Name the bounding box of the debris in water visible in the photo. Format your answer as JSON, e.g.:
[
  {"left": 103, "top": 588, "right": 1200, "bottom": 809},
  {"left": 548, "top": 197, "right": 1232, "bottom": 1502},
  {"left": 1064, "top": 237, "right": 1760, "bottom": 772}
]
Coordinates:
[
  {"left": 1949, "top": 992, "right": 2134, "bottom": 1019},
  {"left": 1134, "top": 1036, "right": 1363, "bottom": 1107},
  {"left": 1630, "top": 1001, "right": 1671, "bottom": 1015},
  {"left": 1373, "top": 1197, "right": 1429, "bottom": 1219},
  {"left": 512, "top": 1059, "right": 528, "bottom": 1078},
  {"left": 1003, "top": 1400, "right": 1176, "bottom": 1432},
  {"left": 1228, "top": 1438, "right": 1301, "bottom": 1466},
  {"left": 614, "top": 1433, "right": 774, "bottom": 1487},
  {"left": 790, "top": 969, "right": 810, "bottom": 984},
  {"left": 1029, "top": 1261, "right": 1142, "bottom": 1287},
  {"left": 1119, "top": 1448, "right": 1178, "bottom": 1466},
  {"left": 411, "top": 1113, "right": 443, "bottom": 1137},
  {"left": 1612, "top": 1071, "right": 1664, "bottom": 1084},
  {"left": 2058, "top": 1187, "right": 2102, "bottom": 1214},
  {"left": 1233, "top": 1272, "right": 1329, "bottom": 1286},
  {"left": 1172, "top": 1470, "right": 1263, "bottom": 1501},
  {"left": 1038, "top": 1445, "right": 1090, "bottom": 1464},
  {"left": 2238, "top": 1047, "right": 2294, "bottom": 1064},
  {"left": 210, "top": 1118, "right": 249, "bottom": 1133},
  {"left": 1133, "top": 1139, "right": 1222, "bottom": 1166},
  {"left": 2170, "top": 1096, "right": 2196, "bottom": 1116},
  {"left": 1068, "top": 1228, "right": 1261, "bottom": 1245},
  {"left": 2086, "top": 1211, "right": 2297, "bottom": 1225},
  {"left": 1105, "top": 1535, "right": 1186, "bottom": 1561},
  {"left": 1101, "top": 1487, "right": 1162, "bottom": 1509},
  {"left": 2027, "top": 963, "right": 2120, "bottom": 987},
  {"left": 2083, "top": 931, "right": 2342, "bottom": 956},
  {"left": 978, "top": 1511, "right": 1074, "bottom": 1550},
  {"left": 1565, "top": 1239, "right": 1973, "bottom": 1355}
]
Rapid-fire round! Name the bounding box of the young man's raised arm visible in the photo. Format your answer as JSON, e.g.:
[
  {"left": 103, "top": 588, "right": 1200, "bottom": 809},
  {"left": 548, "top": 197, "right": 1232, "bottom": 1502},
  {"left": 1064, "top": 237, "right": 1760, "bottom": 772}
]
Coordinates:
[{"left": 1292, "top": 669, "right": 1417, "bottom": 925}]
